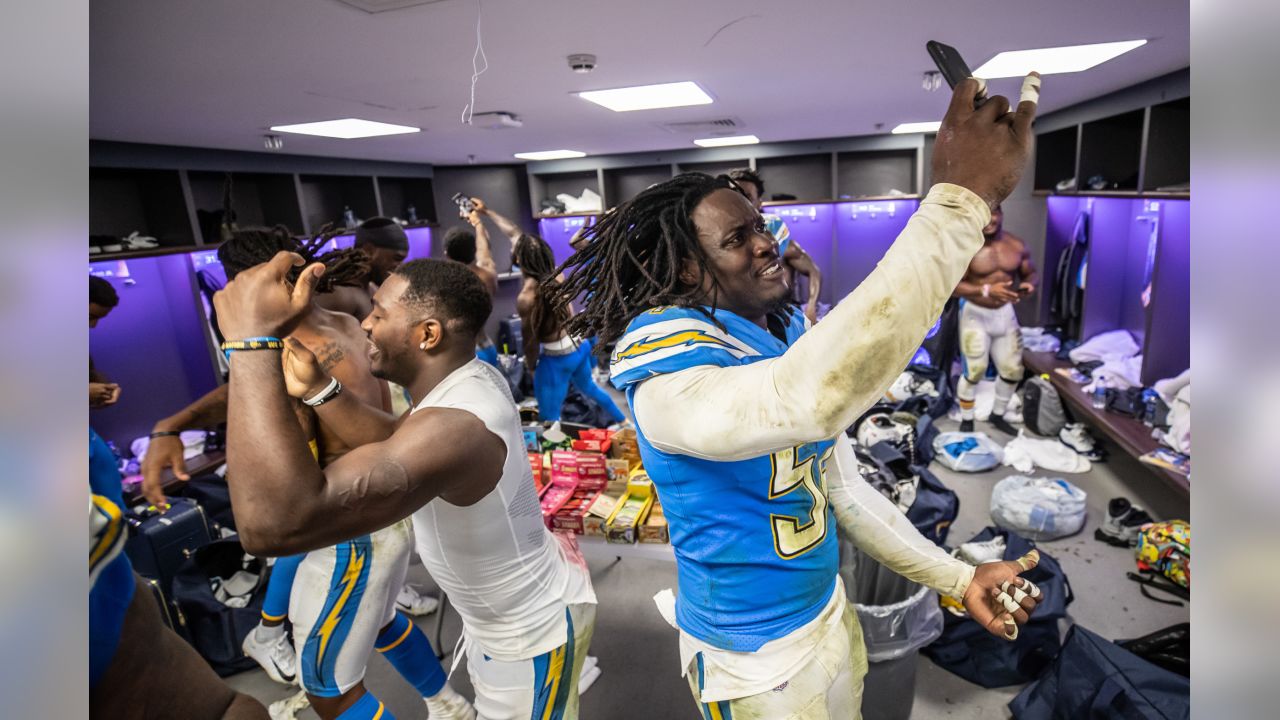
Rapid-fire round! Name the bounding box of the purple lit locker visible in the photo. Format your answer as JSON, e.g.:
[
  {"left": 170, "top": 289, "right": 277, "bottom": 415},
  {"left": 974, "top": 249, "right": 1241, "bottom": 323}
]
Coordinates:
[
  {"left": 831, "top": 199, "right": 920, "bottom": 301},
  {"left": 326, "top": 226, "right": 431, "bottom": 259},
  {"left": 762, "top": 204, "right": 835, "bottom": 304},
  {"left": 89, "top": 254, "right": 221, "bottom": 451},
  {"left": 1142, "top": 199, "right": 1190, "bottom": 384},
  {"left": 537, "top": 215, "right": 595, "bottom": 267}
]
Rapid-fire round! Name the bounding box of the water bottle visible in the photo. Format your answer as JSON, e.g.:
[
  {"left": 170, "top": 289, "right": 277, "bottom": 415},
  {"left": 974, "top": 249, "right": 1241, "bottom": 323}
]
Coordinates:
[
  {"left": 406, "top": 204, "right": 418, "bottom": 223},
  {"left": 1091, "top": 386, "right": 1107, "bottom": 410},
  {"left": 342, "top": 206, "right": 358, "bottom": 229}
]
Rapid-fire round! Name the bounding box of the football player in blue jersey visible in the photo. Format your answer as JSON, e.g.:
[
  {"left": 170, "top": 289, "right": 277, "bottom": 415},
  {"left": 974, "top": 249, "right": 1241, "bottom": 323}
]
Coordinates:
[
  {"left": 550, "top": 75, "right": 1046, "bottom": 717},
  {"left": 728, "top": 168, "right": 824, "bottom": 324}
]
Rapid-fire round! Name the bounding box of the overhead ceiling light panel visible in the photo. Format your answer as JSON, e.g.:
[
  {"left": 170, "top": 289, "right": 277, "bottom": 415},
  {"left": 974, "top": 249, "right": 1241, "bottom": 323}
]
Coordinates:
[
  {"left": 578, "top": 81, "right": 713, "bottom": 112},
  {"left": 891, "top": 121, "right": 941, "bottom": 134},
  {"left": 269, "top": 118, "right": 420, "bottom": 139},
  {"left": 513, "top": 150, "right": 587, "bottom": 161},
  {"left": 974, "top": 40, "right": 1147, "bottom": 78},
  {"left": 693, "top": 134, "right": 760, "bottom": 148}
]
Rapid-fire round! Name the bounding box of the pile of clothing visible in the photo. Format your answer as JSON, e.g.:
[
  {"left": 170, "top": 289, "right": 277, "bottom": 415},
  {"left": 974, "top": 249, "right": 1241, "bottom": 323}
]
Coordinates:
[{"left": 1069, "top": 330, "right": 1143, "bottom": 394}]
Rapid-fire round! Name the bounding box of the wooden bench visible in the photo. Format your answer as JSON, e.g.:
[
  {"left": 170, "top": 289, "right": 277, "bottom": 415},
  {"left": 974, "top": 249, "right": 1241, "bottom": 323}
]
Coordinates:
[{"left": 1022, "top": 350, "right": 1188, "bottom": 495}]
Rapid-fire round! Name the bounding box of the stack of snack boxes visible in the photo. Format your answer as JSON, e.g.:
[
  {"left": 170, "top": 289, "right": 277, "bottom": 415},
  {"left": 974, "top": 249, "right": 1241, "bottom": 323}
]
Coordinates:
[
  {"left": 605, "top": 467, "right": 656, "bottom": 544},
  {"left": 538, "top": 451, "right": 580, "bottom": 527},
  {"left": 551, "top": 451, "right": 608, "bottom": 534}
]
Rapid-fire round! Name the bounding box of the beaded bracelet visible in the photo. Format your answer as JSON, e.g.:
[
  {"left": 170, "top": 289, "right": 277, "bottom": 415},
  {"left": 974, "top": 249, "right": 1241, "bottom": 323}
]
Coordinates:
[{"left": 221, "top": 336, "right": 284, "bottom": 361}]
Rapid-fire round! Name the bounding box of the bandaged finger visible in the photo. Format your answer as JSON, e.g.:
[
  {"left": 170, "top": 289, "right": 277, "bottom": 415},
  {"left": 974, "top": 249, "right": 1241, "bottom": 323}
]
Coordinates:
[
  {"left": 971, "top": 76, "right": 989, "bottom": 99},
  {"left": 1019, "top": 74, "right": 1041, "bottom": 106},
  {"left": 997, "top": 591, "right": 1022, "bottom": 615},
  {"left": 1015, "top": 549, "right": 1040, "bottom": 571}
]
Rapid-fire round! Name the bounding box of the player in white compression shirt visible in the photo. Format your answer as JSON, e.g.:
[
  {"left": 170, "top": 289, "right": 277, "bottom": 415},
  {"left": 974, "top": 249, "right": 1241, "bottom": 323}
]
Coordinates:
[{"left": 212, "top": 256, "right": 596, "bottom": 720}]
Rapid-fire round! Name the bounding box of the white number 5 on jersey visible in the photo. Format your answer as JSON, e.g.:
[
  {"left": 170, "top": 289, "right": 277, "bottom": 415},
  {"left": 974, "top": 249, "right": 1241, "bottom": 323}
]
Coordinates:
[{"left": 768, "top": 443, "right": 833, "bottom": 559}]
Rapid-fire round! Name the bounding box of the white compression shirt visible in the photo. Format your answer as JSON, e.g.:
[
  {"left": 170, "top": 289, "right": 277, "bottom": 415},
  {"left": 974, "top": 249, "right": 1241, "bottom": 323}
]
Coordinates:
[
  {"left": 410, "top": 359, "right": 596, "bottom": 661},
  {"left": 631, "top": 182, "right": 987, "bottom": 598}
]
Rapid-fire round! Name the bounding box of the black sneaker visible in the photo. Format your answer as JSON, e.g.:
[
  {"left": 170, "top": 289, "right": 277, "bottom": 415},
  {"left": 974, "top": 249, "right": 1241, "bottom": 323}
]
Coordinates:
[
  {"left": 989, "top": 414, "right": 1018, "bottom": 437},
  {"left": 959, "top": 419, "right": 974, "bottom": 433},
  {"left": 1095, "top": 497, "right": 1153, "bottom": 547}
]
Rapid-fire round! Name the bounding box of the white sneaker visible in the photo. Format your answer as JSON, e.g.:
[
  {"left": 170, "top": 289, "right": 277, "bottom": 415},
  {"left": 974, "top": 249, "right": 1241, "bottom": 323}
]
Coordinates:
[
  {"left": 268, "top": 690, "right": 310, "bottom": 720},
  {"left": 396, "top": 585, "right": 440, "bottom": 616},
  {"left": 1059, "top": 423, "right": 1103, "bottom": 460},
  {"left": 242, "top": 626, "right": 297, "bottom": 685},
  {"left": 425, "top": 684, "right": 476, "bottom": 720},
  {"left": 955, "top": 536, "right": 1007, "bottom": 566}
]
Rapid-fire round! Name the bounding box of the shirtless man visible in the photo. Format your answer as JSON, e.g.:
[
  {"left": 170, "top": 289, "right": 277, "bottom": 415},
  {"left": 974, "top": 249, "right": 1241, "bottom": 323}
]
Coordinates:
[
  {"left": 141, "top": 228, "right": 470, "bottom": 720},
  {"left": 728, "top": 168, "right": 824, "bottom": 324},
  {"left": 314, "top": 218, "right": 409, "bottom": 321},
  {"left": 951, "top": 204, "right": 1038, "bottom": 434},
  {"left": 442, "top": 201, "right": 499, "bottom": 365}
]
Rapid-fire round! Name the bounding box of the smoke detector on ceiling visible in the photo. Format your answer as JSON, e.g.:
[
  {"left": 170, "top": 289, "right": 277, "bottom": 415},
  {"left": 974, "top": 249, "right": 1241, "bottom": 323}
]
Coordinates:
[
  {"left": 469, "top": 112, "right": 523, "bottom": 129},
  {"left": 568, "top": 54, "right": 597, "bottom": 73}
]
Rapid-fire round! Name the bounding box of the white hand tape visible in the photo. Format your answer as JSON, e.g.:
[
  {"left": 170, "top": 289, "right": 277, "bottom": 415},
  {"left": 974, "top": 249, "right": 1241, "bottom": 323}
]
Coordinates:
[{"left": 1020, "top": 74, "right": 1041, "bottom": 106}]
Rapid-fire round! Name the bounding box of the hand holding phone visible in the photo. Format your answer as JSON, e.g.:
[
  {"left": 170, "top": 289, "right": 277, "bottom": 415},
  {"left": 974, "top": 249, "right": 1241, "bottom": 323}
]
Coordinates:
[
  {"left": 926, "top": 41, "right": 1041, "bottom": 208},
  {"left": 927, "top": 41, "right": 986, "bottom": 107}
]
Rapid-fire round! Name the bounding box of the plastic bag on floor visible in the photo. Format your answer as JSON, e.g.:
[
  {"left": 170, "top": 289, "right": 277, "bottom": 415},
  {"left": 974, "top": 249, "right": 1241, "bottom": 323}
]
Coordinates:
[
  {"left": 991, "top": 475, "right": 1088, "bottom": 541},
  {"left": 840, "top": 542, "right": 943, "bottom": 662},
  {"left": 932, "top": 432, "right": 1004, "bottom": 472}
]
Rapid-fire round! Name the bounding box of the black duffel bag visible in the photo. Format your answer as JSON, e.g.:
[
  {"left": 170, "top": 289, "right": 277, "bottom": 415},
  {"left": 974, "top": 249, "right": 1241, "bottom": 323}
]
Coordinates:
[
  {"left": 1009, "top": 624, "right": 1189, "bottom": 719},
  {"left": 171, "top": 537, "right": 271, "bottom": 676}
]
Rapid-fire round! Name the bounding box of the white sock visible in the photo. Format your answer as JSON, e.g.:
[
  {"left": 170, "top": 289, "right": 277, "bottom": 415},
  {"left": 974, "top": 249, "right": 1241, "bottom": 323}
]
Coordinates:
[
  {"left": 425, "top": 683, "right": 464, "bottom": 707},
  {"left": 957, "top": 377, "right": 979, "bottom": 421},
  {"left": 255, "top": 622, "right": 285, "bottom": 643}
]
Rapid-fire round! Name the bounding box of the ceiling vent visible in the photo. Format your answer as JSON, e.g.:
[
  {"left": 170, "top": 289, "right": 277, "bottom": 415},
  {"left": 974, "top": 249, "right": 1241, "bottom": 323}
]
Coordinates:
[
  {"left": 469, "top": 111, "right": 524, "bottom": 129},
  {"left": 333, "top": 0, "right": 451, "bottom": 13},
  {"left": 657, "top": 117, "right": 744, "bottom": 135}
]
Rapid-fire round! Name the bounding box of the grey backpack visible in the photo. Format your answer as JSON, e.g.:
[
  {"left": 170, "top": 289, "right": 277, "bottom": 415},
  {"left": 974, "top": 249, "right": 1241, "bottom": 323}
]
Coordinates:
[{"left": 1021, "top": 375, "right": 1069, "bottom": 437}]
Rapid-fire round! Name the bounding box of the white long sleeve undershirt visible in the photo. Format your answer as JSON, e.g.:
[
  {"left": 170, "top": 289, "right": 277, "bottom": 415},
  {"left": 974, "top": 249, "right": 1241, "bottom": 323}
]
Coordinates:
[{"left": 630, "top": 182, "right": 989, "bottom": 597}]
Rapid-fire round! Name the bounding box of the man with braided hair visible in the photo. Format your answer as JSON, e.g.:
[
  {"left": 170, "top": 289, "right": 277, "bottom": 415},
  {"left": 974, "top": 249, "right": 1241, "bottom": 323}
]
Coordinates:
[
  {"left": 549, "top": 76, "right": 1048, "bottom": 717},
  {"left": 141, "top": 228, "right": 473, "bottom": 720},
  {"left": 512, "top": 232, "right": 625, "bottom": 429},
  {"left": 316, "top": 217, "right": 410, "bottom": 320}
]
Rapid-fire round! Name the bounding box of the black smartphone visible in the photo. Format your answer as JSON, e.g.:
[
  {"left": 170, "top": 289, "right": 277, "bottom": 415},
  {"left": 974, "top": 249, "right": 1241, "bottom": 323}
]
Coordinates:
[
  {"left": 927, "top": 40, "right": 985, "bottom": 106},
  {"left": 451, "top": 192, "right": 475, "bottom": 216}
]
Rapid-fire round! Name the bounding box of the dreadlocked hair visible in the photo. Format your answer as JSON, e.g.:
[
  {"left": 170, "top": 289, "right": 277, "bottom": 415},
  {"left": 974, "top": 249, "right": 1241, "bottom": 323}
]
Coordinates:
[
  {"left": 512, "top": 233, "right": 570, "bottom": 344},
  {"left": 544, "top": 172, "right": 737, "bottom": 361},
  {"left": 217, "top": 224, "right": 371, "bottom": 293}
]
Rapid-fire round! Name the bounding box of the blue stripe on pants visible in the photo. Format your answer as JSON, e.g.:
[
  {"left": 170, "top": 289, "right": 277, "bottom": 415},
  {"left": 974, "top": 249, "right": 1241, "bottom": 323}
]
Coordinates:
[{"left": 301, "top": 538, "right": 373, "bottom": 696}]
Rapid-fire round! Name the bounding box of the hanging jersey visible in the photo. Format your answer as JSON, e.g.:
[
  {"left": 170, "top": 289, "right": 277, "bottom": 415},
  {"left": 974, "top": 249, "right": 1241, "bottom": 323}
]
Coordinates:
[
  {"left": 410, "top": 359, "right": 595, "bottom": 661},
  {"left": 765, "top": 214, "right": 792, "bottom": 257},
  {"left": 90, "top": 489, "right": 133, "bottom": 687},
  {"left": 611, "top": 305, "right": 837, "bottom": 652}
]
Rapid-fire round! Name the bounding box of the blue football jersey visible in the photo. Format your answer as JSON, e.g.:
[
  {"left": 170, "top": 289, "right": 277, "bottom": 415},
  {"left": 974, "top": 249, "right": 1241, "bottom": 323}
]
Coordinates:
[
  {"left": 610, "top": 305, "right": 837, "bottom": 652},
  {"left": 765, "top": 214, "right": 792, "bottom": 257},
  {"left": 90, "top": 428, "right": 134, "bottom": 687}
]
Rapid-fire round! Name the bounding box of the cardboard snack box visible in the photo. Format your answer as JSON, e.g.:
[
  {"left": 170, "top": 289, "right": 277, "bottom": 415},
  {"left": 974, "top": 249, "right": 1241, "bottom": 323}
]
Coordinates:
[
  {"left": 551, "top": 488, "right": 601, "bottom": 534},
  {"left": 605, "top": 469, "right": 655, "bottom": 544},
  {"left": 539, "top": 478, "right": 578, "bottom": 527},
  {"left": 639, "top": 504, "right": 669, "bottom": 544}
]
